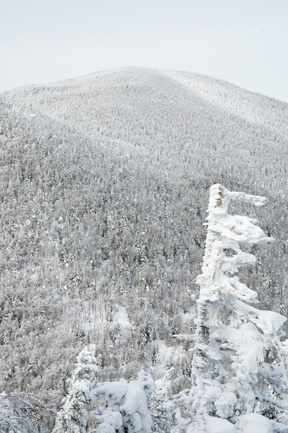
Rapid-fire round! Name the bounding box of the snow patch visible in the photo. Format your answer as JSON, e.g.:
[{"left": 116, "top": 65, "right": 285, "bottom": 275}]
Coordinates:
[
  {"left": 206, "top": 416, "right": 235, "bottom": 433},
  {"left": 237, "top": 413, "right": 273, "bottom": 433},
  {"left": 111, "top": 305, "right": 130, "bottom": 327}
]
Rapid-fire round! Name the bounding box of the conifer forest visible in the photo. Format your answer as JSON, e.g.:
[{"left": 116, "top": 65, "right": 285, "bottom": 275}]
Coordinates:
[{"left": 0, "top": 67, "right": 288, "bottom": 432}]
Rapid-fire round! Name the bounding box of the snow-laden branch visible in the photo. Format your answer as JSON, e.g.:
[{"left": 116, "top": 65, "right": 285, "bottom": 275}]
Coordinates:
[
  {"left": 53, "top": 345, "right": 156, "bottom": 433},
  {"left": 93, "top": 371, "right": 156, "bottom": 433}
]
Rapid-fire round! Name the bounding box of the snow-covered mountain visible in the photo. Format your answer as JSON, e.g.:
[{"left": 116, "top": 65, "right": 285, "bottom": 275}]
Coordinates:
[{"left": 1, "top": 67, "right": 288, "bottom": 431}]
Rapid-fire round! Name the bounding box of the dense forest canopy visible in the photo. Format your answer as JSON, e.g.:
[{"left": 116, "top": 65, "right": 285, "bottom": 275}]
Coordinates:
[{"left": 0, "top": 67, "right": 288, "bottom": 431}]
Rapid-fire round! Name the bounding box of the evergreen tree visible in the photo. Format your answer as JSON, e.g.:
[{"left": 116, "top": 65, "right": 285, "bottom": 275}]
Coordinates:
[
  {"left": 190, "top": 184, "right": 288, "bottom": 432},
  {"left": 53, "top": 345, "right": 98, "bottom": 433}
]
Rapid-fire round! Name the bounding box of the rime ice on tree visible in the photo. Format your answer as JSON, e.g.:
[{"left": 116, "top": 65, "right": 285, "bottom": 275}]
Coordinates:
[
  {"left": 190, "top": 184, "right": 288, "bottom": 431},
  {"left": 53, "top": 343, "right": 156, "bottom": 433},
  {"left": 53, "top": 345, "right": 99, "bottom": 433},
  {"left": 93, "top": 371, "right": 156, "bottom": 433}
]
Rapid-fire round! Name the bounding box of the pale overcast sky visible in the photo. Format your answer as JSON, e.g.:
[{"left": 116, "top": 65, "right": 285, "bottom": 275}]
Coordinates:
[{"left": 1, "top": 0, "right": 288, "bottom": 102}]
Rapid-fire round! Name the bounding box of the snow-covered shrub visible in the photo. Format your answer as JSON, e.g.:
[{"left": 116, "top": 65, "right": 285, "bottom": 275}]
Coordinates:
[{"left": 92, "top": 371, "right": 156, "bottom": 433}]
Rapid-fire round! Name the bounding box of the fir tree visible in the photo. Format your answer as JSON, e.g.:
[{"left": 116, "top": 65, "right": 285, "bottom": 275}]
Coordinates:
[
  {"left": 190, "top": 184, "right": 288, "bottom": 432},
  {"left": 53, "top": 345, "right": 98, "bottom": 433}
]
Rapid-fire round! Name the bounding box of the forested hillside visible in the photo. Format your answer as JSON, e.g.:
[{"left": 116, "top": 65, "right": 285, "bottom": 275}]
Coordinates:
[{"left": 1, "top": 67, "right": 288, "bottom": 431}]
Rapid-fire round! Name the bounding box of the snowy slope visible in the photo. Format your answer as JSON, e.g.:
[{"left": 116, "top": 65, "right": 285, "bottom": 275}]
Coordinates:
[
  {"left": 1, "top": 68, "right": 288, "bottom": 430},
  {"left": 5, "top": 67, "right": 288, "bottom": 199}
]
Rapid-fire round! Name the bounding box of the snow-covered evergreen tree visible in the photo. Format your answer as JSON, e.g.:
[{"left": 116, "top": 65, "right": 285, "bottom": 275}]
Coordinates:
[
  {"left": 53, "top": 344, "right": 156, "bottom": 433},
  {"left": 53, "top": 345, "right": 98, "bottom": 433},
  {"left": 189, "top": 184, "right": 288, "bottom": 432}
]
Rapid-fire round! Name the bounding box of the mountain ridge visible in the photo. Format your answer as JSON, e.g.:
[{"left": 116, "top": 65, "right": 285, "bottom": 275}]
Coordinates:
[
  {"left": 5, "top": 66, "right": 288, "bottom": 132},
  {"left": 4, "top": 67, "right": 287, "bottom": 196},
  {"left": 0, "top": 67, "right": 288, "bottom": 431}
]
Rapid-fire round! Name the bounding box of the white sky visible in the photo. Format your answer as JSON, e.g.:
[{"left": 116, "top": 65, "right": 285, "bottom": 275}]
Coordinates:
[{"left": 1, "top": 0, "right": 288, "bottom": 102}]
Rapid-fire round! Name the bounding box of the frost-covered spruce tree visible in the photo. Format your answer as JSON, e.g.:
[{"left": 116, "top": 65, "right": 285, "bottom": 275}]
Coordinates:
[
  {"left": 53, "top": 344, "right": 98, "bottom": 433},
  {"left": 190, "top": 184, "right": 288, "bottom": 431}
]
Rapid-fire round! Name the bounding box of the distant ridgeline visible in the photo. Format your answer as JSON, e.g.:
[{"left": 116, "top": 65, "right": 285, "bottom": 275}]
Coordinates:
[{"left": 0, "top": 68, "right": 288, "bottom": 431}]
